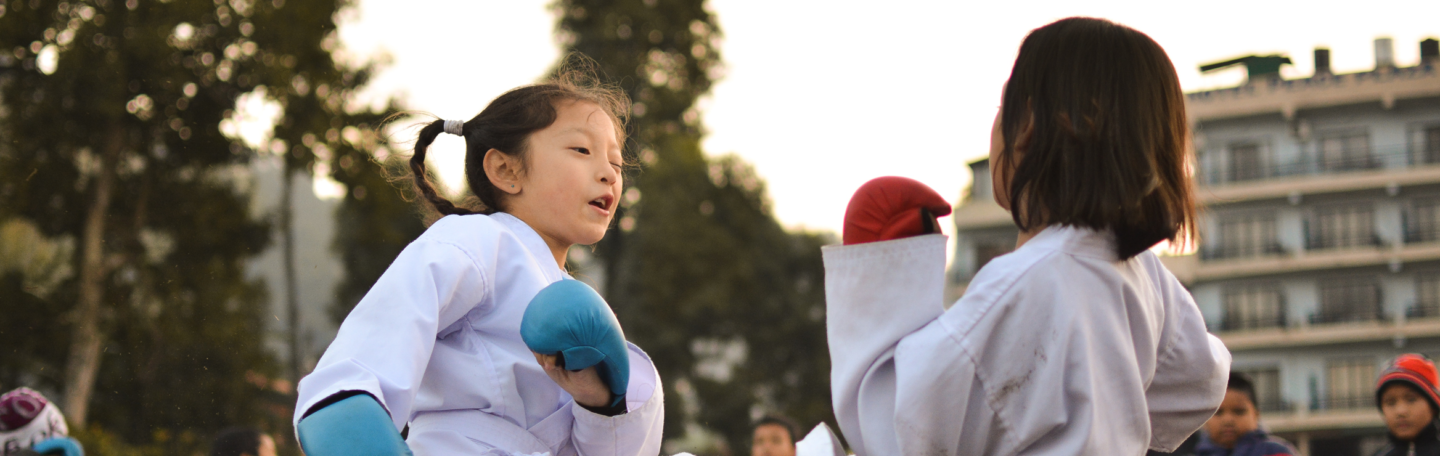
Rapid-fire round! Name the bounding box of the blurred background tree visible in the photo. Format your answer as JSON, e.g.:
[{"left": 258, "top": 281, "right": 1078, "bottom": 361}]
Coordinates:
[
  {"left": 554, "top": 1, "right": 835, "bottom": 453},
  {"left": 0, "top": 0, "right": 396, "bottom": 453}
]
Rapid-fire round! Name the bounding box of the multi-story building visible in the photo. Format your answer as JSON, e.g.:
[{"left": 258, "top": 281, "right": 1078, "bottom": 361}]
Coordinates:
[{"left": 948, "top": 38, "right": 1440, "bottom": 455}]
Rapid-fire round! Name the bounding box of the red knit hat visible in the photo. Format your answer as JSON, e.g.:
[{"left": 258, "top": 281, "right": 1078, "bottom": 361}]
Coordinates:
[{"left": 1376, "top": 354, "right": 1440, "bottom": 412}]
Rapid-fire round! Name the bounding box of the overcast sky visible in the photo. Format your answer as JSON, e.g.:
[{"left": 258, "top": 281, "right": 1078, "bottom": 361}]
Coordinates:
[{"left": 334, "top": 0, "right": 1440, "bottom": 240}]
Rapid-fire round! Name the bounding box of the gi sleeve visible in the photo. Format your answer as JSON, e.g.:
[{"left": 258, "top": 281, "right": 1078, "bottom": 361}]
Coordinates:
[
  {"left": 823, "top": 235, "right": 961, "bottom": 456},
  {"left": 293, "top": 239, "right": 490, "bottom": 431},
  {"left": 1144, "top": 265, "right": 1232, "bottom": 452},
  {"left": 570, "top": 343, "right": 665, "bottom": 456}
]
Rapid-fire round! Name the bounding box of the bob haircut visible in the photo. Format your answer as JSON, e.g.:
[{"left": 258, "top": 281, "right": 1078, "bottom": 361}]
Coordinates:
[{"left": 998, "top": 17, "right": 1195, "bottom": 260}]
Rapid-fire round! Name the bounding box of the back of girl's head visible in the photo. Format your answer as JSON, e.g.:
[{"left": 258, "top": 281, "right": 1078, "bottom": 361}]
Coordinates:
[
  {"left": 409, "top": 56, "right": 630, "bottom": 217},
  {"left": 999, "top": 17, "right": 1195, "bottom": 260}
]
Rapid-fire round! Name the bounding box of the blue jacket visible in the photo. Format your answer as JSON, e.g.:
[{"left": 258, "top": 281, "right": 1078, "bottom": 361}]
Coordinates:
[{"left": 1196, "top": 430, "right": 1297, "bottom": 456}]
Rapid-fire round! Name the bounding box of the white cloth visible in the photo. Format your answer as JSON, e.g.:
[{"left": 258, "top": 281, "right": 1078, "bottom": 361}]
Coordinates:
[
  {"left": 295, "top": 213, "right": 664, "bottom": 456},
  {"left": 794, "top": 423, "right": 846, "bottom": 456},
  {"left": 823, "top": 228, "right": 1231, "bottom": 455}
]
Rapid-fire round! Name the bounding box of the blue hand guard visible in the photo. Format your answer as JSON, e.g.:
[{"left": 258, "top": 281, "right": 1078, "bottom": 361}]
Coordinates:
[
  {"left": 297, "top": 394, "right": 413, "bottom": 456},
  {"left": 32, "top": 437, "right": 83, "bottom": 456},
  {"left": 520, "top": 279, "right": 630, "bottom": 408}
]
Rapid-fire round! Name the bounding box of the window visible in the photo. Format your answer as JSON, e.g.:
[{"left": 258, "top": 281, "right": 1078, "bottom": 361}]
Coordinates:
[
  {"left": 1215, "top": 213, "right": 1278, "bottom": 259},
  {"left": 1416, "top": 272, "right": 1440, "bottom": 318},
  {"left": 1236, "top": 368, "right": 1286, "bottom": 412},
  {"left": 1222, "top": 282, "right": 1285, "bottom": 330},
  {"left": 1425, "top": 125, "right": 1440, "bottom": 165},
  {"left": 1310, "top": 203, "right": 1375, "bottom": 249},
  {"left": 1324, "top": 358, "right": 1376, "bottom": 410},
  {"left": 1319, "top": 130, "right": 1375, "bottom": 171},
  {"left": 1228, "top": 142, "right": 1265, "bottom": 182},
  {"left": 1409, "top": 199, "right": 1440, "bottom": 243},
  {"left": 1317, "top": 276, "right": 1382, "bottom": 323}
]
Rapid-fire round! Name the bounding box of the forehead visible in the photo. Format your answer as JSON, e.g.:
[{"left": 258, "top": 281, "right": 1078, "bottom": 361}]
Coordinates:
[
  {"left": 549, "top": 100, "right": 620, "bottom": 144},
  {"left": 754, "top": 423, "right": 790, "bottom": 437}
]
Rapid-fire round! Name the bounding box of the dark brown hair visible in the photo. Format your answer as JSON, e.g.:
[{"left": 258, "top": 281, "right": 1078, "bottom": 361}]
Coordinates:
[
  {"left": 998, "top": 17, "right": 1195, "bottom": 260},
  {"left": 410, "top": 58, "right": 629, "bottom": 216}
]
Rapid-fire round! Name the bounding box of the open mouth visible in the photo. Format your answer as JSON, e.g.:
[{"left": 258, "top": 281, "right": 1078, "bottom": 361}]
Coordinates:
[{"left": 589, "top": 195, "right": 613, "bottom": 211}]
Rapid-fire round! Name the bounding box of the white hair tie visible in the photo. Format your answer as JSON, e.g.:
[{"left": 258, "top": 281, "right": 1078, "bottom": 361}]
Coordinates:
[{"left": 443, "top": 119, "right": 464, "bottom": 136}]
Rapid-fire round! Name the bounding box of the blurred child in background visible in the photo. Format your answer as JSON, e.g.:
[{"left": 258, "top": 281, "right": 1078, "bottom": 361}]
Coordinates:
[
  {"left": 1373, "top": 354, "right": 1440, "bottom": 456},
  {"left": 1195, "top": 372, "right": 1296, "bottom": 456}
]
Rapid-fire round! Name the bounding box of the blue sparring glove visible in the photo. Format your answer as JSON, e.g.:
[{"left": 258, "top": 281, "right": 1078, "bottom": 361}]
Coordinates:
[
  {"left": 296, "top": 394, "right": 413, "bottom": 456},
  {"left": 31, "top": 437, "right": 83, "bottom": 456},
  {"left": 520, "top": 279, "right": 630, "bottom": 409}
]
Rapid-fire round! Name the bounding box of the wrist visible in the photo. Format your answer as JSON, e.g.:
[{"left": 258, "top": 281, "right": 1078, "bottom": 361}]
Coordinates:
[{"left": 578, "top": 393, "right": 627, "bottom": 416}]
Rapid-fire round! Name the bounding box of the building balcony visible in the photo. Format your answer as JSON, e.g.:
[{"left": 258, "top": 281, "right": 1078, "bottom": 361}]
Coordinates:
[
  {"left": 1305, "top": 233, "right": 1385, "bottom": 251},
  {"left": 1261, "top": 407, "right": 1385, "bottom": 434},
  {"left": 1200, "top": 242, "right": 1287, "bottom": 261},
  {"left": 1162, "top": 241, "right": 1440, "bottom": 284},
  {"left": 1216, "top": 313, "right": 1440, "bottom": 351},
  {"left": 1200, "top": 146, "right": 1406, "bottom": 187},
  {"left": 1220, "top": 314, "right": 1288, "bottom": 332},
  {"left": 1194, "top": 161, "right": 1440, "bottom": 206}
]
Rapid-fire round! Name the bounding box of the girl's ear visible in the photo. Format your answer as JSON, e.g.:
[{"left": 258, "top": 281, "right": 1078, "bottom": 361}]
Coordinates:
[{"left": 484, "top": 149, "right": 523, "bottom": 195}]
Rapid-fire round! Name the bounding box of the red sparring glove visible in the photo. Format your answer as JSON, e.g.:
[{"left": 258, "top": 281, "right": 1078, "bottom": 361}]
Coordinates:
[{"left": 843, "top": 176, "right": 952, "bottom": 245}]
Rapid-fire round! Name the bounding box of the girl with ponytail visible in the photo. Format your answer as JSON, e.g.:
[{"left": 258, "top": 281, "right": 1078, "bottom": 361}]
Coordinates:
[{"left": 291, "top": 63, "right": 665, "bottom": 456}]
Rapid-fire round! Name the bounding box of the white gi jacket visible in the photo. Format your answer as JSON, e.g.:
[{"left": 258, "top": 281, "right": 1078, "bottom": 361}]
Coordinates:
[
  {"left": 824, "top": 227, "right": 1231, "bottom": 455},
  {"left": 295, "top": 213, "right": 664, "bottom": 456}
]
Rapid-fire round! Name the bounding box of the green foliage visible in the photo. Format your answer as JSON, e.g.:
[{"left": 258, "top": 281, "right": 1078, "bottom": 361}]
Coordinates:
[
  {"left": 554, "top": 1, "right": 836, "bottom": 453},
  {"left": 327, "top": 147, "right": 426, "bottom": 324},
  {"left": 0, "top": 0, "right": 388, "bottom": 453}
]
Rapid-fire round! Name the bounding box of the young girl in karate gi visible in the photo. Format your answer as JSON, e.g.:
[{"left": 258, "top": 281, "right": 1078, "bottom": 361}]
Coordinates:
[
  {"left": 825, "top": 17, "right": 1231, "bottom": 455},
  {"left": 292, "top": 68, "right": 664, "bottom": 456}
]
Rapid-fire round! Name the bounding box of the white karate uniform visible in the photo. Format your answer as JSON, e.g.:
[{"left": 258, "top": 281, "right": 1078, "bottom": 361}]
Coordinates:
[
  {"left": 295, "top": 213, "right": 664, "bottom": 456},
  {"left": 824, "top": 227, "right": 1230, "bottom": 455}
]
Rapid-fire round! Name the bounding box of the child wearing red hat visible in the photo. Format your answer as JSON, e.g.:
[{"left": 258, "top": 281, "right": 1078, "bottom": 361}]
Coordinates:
[{"left": 1374, "top": 354, "right": 1440, "bottom": 456}]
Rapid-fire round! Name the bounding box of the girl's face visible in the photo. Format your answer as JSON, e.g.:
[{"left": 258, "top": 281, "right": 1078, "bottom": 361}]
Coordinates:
[
  {"left": 505, "top": 100, "right": 623, "bottom": 256},
  {"left": 1382, "top": 384, "right": 1436, "bottom": 441}
]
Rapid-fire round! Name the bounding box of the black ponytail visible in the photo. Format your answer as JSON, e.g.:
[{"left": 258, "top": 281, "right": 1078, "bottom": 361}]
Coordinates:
[{"left": 410, "top": 120, "right": 479, "bottom": 216}]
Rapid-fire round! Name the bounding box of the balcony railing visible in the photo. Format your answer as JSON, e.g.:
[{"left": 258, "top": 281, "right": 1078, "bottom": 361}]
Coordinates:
[
  {"left": 1201, "top": 242, "right": 1287, "bottom": 261},
  {"left": 1311, "top": 302, "right": 1385, "bottom": 325},
  {"left": 1405, "top": 226, "right": 1440, "bottom": 244},
  {"left": 1314, "top": 395, "right": 1374, "bottom": 411},
  {"left": 1409, "top": 300, "right": 1440, "bottom": 319},
  {"left": 1200, "top": 145, "right": 1430, "bottom": 187},
  {"left": 1305, "top": 233, "right": 1384, "bottom": 251},
  {"left": 1256, "top": 399, "right": 1292, "bottom": 413},
  {"left": 1222, "top": 313, "right": 1288, "bottom": 331}
]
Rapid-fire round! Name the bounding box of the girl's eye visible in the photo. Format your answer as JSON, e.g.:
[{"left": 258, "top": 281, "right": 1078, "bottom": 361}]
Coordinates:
[{"left": 573, "top": 147, "right": 590, "bottom": 155}]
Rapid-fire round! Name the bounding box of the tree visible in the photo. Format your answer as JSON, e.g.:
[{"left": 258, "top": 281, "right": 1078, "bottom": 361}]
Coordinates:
[
  {"left": 0, "top": 0, "right": 391, "bottom": 451},
  {"left": 553, "top": 1, "right": 836, "bottom": 452},
  {"left": 326, "top": 127, "right": 426, "bottom": 325}
]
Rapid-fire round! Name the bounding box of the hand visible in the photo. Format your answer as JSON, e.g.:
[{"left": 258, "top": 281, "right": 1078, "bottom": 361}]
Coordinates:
[
  {"left": 533, "top": 352, "right": 613, "bottom": 408},
  {"left": 842, "top": 176, "right": 952, "bottom": 245}
]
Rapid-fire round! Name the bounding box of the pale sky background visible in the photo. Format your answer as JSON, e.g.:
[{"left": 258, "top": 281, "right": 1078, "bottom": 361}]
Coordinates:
[{"left": 330, "top": 0, "right": 1440, "bottom": 240}]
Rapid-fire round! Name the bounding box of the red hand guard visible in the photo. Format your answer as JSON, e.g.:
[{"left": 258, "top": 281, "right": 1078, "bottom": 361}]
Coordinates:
[{"left": 843, "top": 176, "right": 953, "bottom": 245}]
